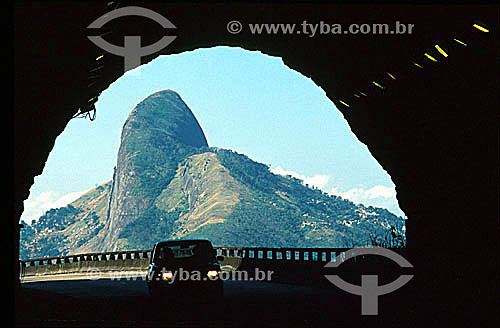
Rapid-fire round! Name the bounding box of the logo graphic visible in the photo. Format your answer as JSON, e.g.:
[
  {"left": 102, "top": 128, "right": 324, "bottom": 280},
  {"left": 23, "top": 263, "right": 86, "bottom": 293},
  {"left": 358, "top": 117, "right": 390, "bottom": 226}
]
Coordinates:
[
  {"left": 324, "top": 247, "right": 413, "bottom": 315},
  {"left": 87, "top": 6, "right": 177, "bottom": 72}
]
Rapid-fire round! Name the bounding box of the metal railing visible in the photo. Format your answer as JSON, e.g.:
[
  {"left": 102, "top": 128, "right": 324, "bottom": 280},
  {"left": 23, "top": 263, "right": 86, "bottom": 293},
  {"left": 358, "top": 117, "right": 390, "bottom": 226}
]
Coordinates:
[
  {"left": 20, "top": 249, "right": 152, "bottom": 267},
  {"left": 215, "top": 247, "right": 357, "bottom": 262},
  {"left": 19, "top": 246, "right": 404, "bottom": 278}
]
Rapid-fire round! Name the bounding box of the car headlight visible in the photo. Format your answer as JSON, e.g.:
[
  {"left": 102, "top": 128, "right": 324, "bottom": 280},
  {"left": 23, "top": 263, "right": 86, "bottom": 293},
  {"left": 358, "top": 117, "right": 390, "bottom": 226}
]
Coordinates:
[
  {"left": 162, "top": 271, "right": 173, "bottom": 280},
  {"left": 207, "top": 270, "right": 219, "bottom": 278}
]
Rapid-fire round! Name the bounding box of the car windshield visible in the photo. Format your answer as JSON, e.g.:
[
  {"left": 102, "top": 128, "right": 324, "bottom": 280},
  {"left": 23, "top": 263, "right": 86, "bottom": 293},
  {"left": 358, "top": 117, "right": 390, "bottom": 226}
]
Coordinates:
[{"left": 154, "top": 241, "right": 215, "bottom": 264}]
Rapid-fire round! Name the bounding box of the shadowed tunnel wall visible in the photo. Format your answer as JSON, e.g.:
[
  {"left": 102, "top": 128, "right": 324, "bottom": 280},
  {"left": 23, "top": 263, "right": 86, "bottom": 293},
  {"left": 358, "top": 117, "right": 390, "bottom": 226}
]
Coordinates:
[{"left": 14, "top": 3, "right": 498, "bottom": 323}]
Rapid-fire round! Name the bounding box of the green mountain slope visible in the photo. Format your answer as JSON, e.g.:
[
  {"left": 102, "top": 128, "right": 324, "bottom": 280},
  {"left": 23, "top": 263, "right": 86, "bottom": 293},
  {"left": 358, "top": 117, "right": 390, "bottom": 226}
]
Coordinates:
[
  {"left": 20, "top": 90, "right": 405, "bottom": 259},
  {"left": 20, "top": 182, "right": 111, "bottom": 258},
  {"left": 118, "top": 148, "right": 405, "bottom": 249}
]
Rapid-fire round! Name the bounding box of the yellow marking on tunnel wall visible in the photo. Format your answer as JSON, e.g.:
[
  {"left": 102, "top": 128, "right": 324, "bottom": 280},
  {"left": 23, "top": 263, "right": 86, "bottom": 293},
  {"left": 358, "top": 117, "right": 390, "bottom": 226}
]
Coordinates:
[
  {"left": 434, "top": 45, "right": 448, "bottom": 57},
  {"left": 453, "top": 39, "right": 467, "bottom": 46},
  {"left": 472, "top": 24, "right": 489, "bottom": 32},
  {"left": 424, "top": 53, "right": 437, "bottom": 62},
  {"left": 338, "top": 100, "right": 350, "bottom": 107}
]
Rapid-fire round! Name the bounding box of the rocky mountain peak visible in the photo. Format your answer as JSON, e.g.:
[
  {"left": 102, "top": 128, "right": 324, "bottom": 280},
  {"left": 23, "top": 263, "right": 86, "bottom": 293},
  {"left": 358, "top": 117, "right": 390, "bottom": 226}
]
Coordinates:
[
  {"left": 124, "top": 89, "right": 208, "bottom": 148},
  {"left": 94, "top": 90, "right": 209, "bottom": 251}
]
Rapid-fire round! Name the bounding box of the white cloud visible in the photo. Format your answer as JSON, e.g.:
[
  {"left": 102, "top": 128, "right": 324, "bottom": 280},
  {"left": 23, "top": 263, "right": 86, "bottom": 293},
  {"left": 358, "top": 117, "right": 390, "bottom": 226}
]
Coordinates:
[
  {"left": 270, "top": 165, "right": 404, "bottom": 217},
  {"left": 331, "top": 185, "right": 396, "bottom": 201},
  {"left": 21, "top": 190, "right": 87, "bottom": 225},
  {"left": 270, "top": 165, "right": 330, "bottom": 189},
  {"left": 270, "top": 165, "right": 405, "bottom": 216},
  {"left": 330, "top": 185, "right": 404, "bottom": 217}
]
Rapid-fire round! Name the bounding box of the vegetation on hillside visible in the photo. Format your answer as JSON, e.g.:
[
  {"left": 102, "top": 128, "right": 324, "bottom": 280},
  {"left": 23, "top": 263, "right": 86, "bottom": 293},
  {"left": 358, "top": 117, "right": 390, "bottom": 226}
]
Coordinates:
[
  {"left": 19, "top": 205, "right": 100, "bottom": 259},
  {"left": 19, "top": 90, "right": 405, "bottom": 258},
  {"left": 213, "top": 148, "right": 405, "bottom": 247},
  {"left": 20, "top": 147, "right": 405, "bottom": 258}
]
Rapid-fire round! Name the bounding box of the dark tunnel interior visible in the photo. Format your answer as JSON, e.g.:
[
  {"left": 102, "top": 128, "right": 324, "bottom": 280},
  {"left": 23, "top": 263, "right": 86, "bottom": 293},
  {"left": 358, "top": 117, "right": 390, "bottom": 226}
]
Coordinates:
[{"left": 13, "top": 2, "right": 498, "bottom": 323}]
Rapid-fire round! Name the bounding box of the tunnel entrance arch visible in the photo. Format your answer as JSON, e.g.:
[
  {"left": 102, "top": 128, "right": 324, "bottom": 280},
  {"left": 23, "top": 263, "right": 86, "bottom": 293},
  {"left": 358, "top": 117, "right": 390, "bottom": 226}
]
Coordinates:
[
  {"left": 21, "top": 45, "right": 407, "bottom": 256},
  {"left": 14, "top": 3, "right": 498, "bottom": 322}
]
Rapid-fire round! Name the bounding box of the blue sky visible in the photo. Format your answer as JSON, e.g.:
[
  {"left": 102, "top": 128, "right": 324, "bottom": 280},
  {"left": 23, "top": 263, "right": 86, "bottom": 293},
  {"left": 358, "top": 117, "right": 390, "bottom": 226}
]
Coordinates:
[{"left": 21, "top": 46, "right": 405, "bottom": 223}]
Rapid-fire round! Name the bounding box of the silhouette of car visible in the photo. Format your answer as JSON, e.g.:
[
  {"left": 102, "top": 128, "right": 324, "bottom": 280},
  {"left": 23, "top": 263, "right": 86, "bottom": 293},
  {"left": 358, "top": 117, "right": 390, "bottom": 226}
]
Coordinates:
[{"left": 146, "top": 239, "right": 224, "bottom": 299}]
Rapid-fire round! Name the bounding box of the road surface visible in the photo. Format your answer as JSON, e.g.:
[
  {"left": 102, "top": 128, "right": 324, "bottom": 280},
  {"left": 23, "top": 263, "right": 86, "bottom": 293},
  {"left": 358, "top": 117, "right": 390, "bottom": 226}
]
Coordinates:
[{"left": 16, "top": 275, "right": 406, "bottom": 326}]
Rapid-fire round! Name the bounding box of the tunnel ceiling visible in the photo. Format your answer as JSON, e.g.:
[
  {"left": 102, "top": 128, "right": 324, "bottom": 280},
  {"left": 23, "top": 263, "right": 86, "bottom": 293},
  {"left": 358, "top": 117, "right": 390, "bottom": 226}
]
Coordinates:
[{"left": 14, "top": 2, "right": 498, "bottom": 320}]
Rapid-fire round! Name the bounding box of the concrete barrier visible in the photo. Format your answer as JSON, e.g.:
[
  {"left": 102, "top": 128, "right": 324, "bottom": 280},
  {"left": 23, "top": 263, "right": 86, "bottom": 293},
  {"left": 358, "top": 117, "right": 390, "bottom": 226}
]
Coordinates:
[
  {"left": 20, "top": 250, "right": 151, "bottom": 278},
  {"left": 20, "top": 247, "right": 407, "bottom": 284}
]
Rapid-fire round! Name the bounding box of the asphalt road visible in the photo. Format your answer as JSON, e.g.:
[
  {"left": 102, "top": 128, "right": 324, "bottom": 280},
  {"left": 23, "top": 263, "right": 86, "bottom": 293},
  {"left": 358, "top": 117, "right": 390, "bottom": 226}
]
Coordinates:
[{"left": 16, "top": 276, "right": 406, "bottom": 326}]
